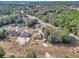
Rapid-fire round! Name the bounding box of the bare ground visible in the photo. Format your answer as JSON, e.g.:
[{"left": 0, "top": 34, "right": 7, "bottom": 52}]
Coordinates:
[{"left": 1, "top": 15, "right": 79, "bottom": 58}]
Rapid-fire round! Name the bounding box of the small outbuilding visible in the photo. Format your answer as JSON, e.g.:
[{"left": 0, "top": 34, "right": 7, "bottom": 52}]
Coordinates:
[{"left": 9, "top": 30, "right": 20, "bottom": 36}]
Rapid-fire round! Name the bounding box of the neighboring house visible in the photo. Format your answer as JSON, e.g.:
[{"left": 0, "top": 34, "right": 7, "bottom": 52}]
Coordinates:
[
  {"left": 9, "top": 30, "right": 20, "bottom": 36},
  {"left": 16, "top": 30, "right": 31, "bottom": 45}
]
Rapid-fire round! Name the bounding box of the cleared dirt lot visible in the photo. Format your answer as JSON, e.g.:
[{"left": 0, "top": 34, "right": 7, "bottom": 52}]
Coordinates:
[
  {"left": 28, "top": 38, "right": 79, "bottom": 58},
  {"left": 1, "top": 37, "right": 79, "bottom": 58}
]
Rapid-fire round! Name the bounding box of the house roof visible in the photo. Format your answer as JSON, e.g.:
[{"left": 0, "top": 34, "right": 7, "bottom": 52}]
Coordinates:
[
  {"left": 9, "top": 30, "right": 20, "bottom": 36},
  {"left": 21, "top": 32, "right": 31, "bottom": 38}
]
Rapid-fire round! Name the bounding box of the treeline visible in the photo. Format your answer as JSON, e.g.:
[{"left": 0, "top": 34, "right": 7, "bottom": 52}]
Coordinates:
[
  {"left": 41, "top": 10, "right": 79, "bottom": 36},
  {"left": 0, "top": 14, "right": 22, "bottom": 26},
  {"left": 39, "top": 10, "right": 79, "bottom": 36},
  {"left": 24, "top": 3, "right": 79, "bottom": 44},
  {"left": 42, "top": 26, "right": 73, "bottom": 44},
  {"left": 57, "top": 11, "right": 79, "bottom": 36},
  {"left": 0, "top": 6, "right": 16, "bottom": 15}
]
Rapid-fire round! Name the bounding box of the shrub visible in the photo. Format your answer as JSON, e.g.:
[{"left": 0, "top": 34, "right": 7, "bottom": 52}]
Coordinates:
[
  {"left": 0, "top": 29, "right": 7, "bottom": 39},
  {"left": 48, "top": 30, "right": 62, "bottom": 44},
  {"left": 62, "top": 35, "right": 72, "bottom": 44},
  {"left": 27, "top": 19, "right": 38, "bottom": 28},
  {"left": 0, "top": 14, "right": 20, "bottom": 26},
  {"left": 42, "top": 26, "right": 55, "bottom": 40},
  {"left": 9, "top": 55, "right": 15, "bottom": 58},
  {"left": 26, "top": 51, "right": 37, "bottom": 58},
  {"left": 61, "top": 29, "right": 72, "bottom": 44},
  {"left": 0, "top": 47, "right": 5, "bottom": 58},
  {"left": 42, "top": 25, "right": 72, "bottom": 44}
]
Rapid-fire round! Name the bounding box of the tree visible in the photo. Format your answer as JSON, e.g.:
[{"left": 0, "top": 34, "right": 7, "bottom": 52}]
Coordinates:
[
  {"left": 77, "top": 29, "right": 79, "bottom": 37},
  {"left": 62, "top": 35, "right": 72, "bottom": 44},
  {"left": 42, "top": 25, "right": 72, "bottom": 44},
  {"left": 61, "top": 29, "right": 72, "bottom": 44},
  {"left": 27, "top": 19, "right": 38, "bottom": 28},
  {"left": 0, "top": 29, "right": 7, "bottom": 39},
  {"left": 0, "top": 47, "right": 5, "bottom": 58},
  {"left": 0, "top": 14, "right": 20, "bottom": 27},
  {"left": 42, "top": 26, "right": 55, "bottom": 40},
  {"left": 48, "top": 30, "right": 62, "bottom": 44},
  {"left": 26, "top": 51, "right": 37, "bottom": 58},
  {"left": 15, "top": 18, "right": 23, "bottom": 24}
]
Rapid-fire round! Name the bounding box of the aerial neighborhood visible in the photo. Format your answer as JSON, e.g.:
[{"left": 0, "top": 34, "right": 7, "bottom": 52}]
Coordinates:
[{"left": 0, "top": 1, "right": 79, "bottom": 58}]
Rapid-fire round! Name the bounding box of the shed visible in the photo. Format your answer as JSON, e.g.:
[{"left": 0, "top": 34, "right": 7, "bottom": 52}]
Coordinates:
[{"left": 9, "top": 30, "right": 20, "bottom": 36}]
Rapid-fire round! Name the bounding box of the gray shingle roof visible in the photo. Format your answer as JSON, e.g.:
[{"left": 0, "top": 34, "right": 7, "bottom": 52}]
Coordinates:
[{"left": 21, "top": 32, "right": 31, "bottom": 38}]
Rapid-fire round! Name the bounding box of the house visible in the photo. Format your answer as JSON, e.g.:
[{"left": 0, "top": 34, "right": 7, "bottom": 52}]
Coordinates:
[
  {"left": 9, "top": 30, "right": 20, "bottom": 36},
  {"left": 16, "top": 30, "right": 31, "bottom": 45}
]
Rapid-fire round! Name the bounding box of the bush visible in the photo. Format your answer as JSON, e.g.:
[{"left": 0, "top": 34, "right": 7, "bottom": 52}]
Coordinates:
[
  {"left": 42, "top": 26, "right": 63, "bottom": 44},
  {"left": 42, "top": 26, "right": 55, "bottom": 40},
  {"left": 0, "top": 29, "right": 7, "bottom": 39},
  {"left": 26, "top": 51, "right": 37, "bottom": 58},
  {"left": 61, "top": 29, "right": 72, "bottom": 44},
  {"left": 15, "top": 18, "right": 24, "bottom": 24},
  {"left": 0, "top": 47, "right": 5, "bottom": 58},
  {"left": 42, "top": 26, "right": 72, "bottom": 44},
  {"left": 47, "top": 31, "right": 72, "bottom": 44},
  {"left": 9, "top": 55, "right": 15, "bottom": 58},
  {"left": 62, "top": 35, "right": 72, "bottom": 44},
  {"left": 48, "top": 30, "right": 62, "bottom": 44},
  {"left": 27, "top": 19, "right": 38, "bottom": 28}
]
